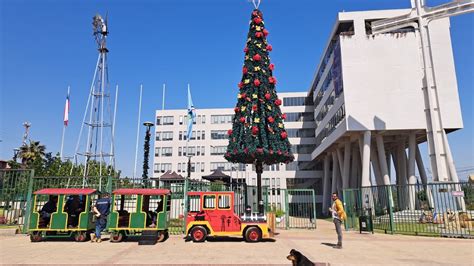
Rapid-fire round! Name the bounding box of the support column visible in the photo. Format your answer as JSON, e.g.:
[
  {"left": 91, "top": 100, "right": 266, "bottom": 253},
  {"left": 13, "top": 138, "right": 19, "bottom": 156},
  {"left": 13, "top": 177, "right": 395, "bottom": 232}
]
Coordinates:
[
  {"left": 361, "top": 131, "right": 372, "bottom": 187},
  {"left": 350, "top": 146, "right": 360, "bottom": 188},
  {"left": 397, "top": 140, "right": 408, "bottom": 210},
  {"left": 376, "top": 134, "right": 391, "bottom": 185},
  {"left": 336, "top": 148, "right": 344, "bottom": 191},
  {"left": 407, "top": 132, "right": 417, "bottom": 210},
  {"left": 370, "top": 146, "right": 383, "bottom": 186},
  {"left": 331, "top": 152, "right": 340, "bottom": 196},
  {"left": 342, "top": 142, "right": 351, "bottom": 189},
  {"left": 322, "top": 155, "right": 331, "bottom": 214},
  {"left": 416, "top": 144, "right": 434, "bottom": 208}
]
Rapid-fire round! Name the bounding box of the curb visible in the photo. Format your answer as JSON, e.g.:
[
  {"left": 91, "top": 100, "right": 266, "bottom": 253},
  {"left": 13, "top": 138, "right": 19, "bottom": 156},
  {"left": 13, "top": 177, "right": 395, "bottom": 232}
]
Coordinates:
[{"left": 0, "top": 228, "right": 19, "bottom": 236}]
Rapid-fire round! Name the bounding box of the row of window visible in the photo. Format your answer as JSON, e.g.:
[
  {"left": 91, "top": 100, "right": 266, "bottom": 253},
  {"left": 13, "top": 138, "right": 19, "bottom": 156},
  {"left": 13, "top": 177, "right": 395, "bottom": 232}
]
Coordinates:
[
  {"left": 178, "top": 130, "right": 206, "bottom": 141},
  {"left": 290, "top": 144, "right": 316, "bottom": 154},
  {"left": 156, "top": 131, "right": 173, "bottom": 141},
  {"left": 210, "top": 162, "right": 246, "bottom": 171},
  {"left": 178, "top": 146, "right": 206, "bottom": 156},
  {"left": 211, "top": 115, "right": 233, "bottom": 124},
  {"left": 315, "top": 105, "right": 346, "bottom": 148},
  {"left": 211, "top": 130, "right": 228, "bottom": 140},
  {"left": 285, "top": 161, "right": 322, "bottom": 171},
  {"left": 210, "top": 146, "right": 227, "bottom": 156},
  {"left": 154, "top": 163, "right": 172, "bottom": 173},
  {"left": 286, "top": 128, "right": 315, "bottom": 138},
  {"left": 284, "top": 112, "right": 314, "bottom": 122},
  {"left": 312, "top": 39, "right": 339, "bottom": 97},
  {"left": 283, "top": 96, "right": 313, "bottom": 107},
  {"left": 155, "top": 147, "right": 173, "bottom": 157},
  {"left": 177, "top": 162, "right": 205, "bottom": 173}
]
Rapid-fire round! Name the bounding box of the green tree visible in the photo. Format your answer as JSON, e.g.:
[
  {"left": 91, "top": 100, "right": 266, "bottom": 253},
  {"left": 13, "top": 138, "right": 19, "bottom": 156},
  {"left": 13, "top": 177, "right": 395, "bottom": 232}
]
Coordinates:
[
  {"left": 18, "top": 140, "right": 46, "bottom": 165},
  {"left": 225, "top": 9, "right": 294, "bottom": 213}
]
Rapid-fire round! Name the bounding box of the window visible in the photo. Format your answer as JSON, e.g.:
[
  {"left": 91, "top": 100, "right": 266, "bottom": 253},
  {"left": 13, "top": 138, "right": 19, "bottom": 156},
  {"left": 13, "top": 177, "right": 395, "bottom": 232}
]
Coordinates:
[
  {"left": 283, "top": 97, "right": 313, "bottom": 106},
  {"left": 201, "top": 162, "right": 205, "bottom": 172},
  {"left": 211, "top": 115, "right": 233, "bottom": 124},
  {"left": 178, "top": 147, "right": 182, "bottom": 156},
  {"left": 156, "top": 131, "right": 173, "bottom": 141},
  {"left": 211, "top": 146, "right": 227, "bottom": 156},
  {"left": 211, "top": 130, "right": 228, "bottom": 140},
  {"left": 286, "top": 128, "right": 315, "bottom": 138},
  {"left": 179, "top": 131, "right": 183, "bottom": 140},
  {"left": 202, "top": 131, "right": 205, "bottom": 140},
  {"left": 202, "top": 115, "right": 206, "bottom": 124},
  {"left": 284, "top": 112, "right": 314, "bottom": 122},
  {"left": 291, "top": 144, "right": 316, "bottom": 154},
  {"left": 188, "top": 195, "right": 201, "bottom": 212},
  {"left": 155, "top": 147, "right": 160, "bottom": 157},
  {"left": 210, "top": 162, "right": 245, "bottom": 171},
  {"left": 179, "top": 116, "right": 184, "bottom": 125},
  {"left": 154, "top": 163, "right": 172, "bottom": 173},
  {"left": 161, "top": 147, "right": 172, "bottom": 157},
  {"left": 218, "top": 195, "right": 231, "bottom": 209},
  {"left": 203, "top": 195, "right": 215, "bottom": 209},
  {"left": 157, "top": 116, "right": 174, "bottom": 125}
]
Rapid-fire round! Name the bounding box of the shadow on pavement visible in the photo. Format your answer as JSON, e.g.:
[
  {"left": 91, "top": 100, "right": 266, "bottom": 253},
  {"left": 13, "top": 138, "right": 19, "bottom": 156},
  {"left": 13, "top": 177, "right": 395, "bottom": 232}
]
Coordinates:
[{"left": 321, "top": 242, "right": 337, "bottom": 247}]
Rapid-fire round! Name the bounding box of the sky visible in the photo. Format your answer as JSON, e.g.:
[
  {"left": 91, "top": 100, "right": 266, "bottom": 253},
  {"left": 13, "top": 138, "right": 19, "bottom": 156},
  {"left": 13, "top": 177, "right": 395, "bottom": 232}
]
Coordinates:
[{"left": 0, "top": 0, "right": 473, "bottom": 179}]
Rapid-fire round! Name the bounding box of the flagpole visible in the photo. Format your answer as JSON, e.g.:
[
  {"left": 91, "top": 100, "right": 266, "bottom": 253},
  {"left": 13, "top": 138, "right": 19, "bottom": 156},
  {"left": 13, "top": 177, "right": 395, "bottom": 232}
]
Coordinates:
[
  {"left": 133, "top": 84, "right": 143, "bottom": 179},
  {"left": 60, "top": 86, "right": 70, "bottom": 161}
]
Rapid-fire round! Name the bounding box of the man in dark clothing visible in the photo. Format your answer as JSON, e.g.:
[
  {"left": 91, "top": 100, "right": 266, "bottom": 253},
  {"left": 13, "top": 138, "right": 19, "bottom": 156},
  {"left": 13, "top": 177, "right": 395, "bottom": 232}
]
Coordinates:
[
  {"left": 40, "top": 195, "right": 58, "bottom": 227},
  {"left": 91, "top": 193, "right": 111, "bottom": 243},
  {"left": 65, "top": 195, "right": 83, "bottom": 227}
]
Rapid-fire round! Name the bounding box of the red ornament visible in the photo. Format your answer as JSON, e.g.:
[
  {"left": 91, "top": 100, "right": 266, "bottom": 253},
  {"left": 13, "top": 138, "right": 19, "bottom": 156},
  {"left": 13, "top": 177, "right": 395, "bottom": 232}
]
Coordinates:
[
  {"left": 246, "top": 97, "right": 251, "bottom": 102},
  {"left": 257, "top": 148, "right": 263, "bottom": 154},
  {"left": 255, "top": 32, "right": 263, "bottom": 38},
  {"left": 267, "top": 116, "right": 274, "bottom": 123},
  {"left": 269, "top": 76, "right": 277, "bottom": 84},
  {"left": 275, "top": 99, "right": 282, "bottom": 106},
  {"left": 227, "top": 129, "right": 233, "bottom": 135},
  {"left": 244, "top": 147, "right": 249, "bottom": 153},
  {"left": 252, "top": 105, "right": 257, "bottom": 111},
  {"left": 254, "top": 79, "right": 261, "bottom": 86},
  {"left": 282, "top": 113, "right": 287, "bottom": 119},
  {"left": 265, "top": 93, "right": 271, "bottom": 100},
  {"left": 234, "top": 107, "right": 240, "bottom": 113},
  {"left": 266, "top": 45, "right": 273, "bottom": 51},
  {"left": 253, "top": 17, "right": 262, "bottom": 24},
  {"left": 263, "top": 29, "right": 269, "bottom": 36},
  {"left": 281, "top": 131, "right": 288, "bottom": 139},
  {"left": 253, "top": 54, "right": 261, "bottom": 61},
  {"left": 252, "top": 126, "right": 259, "bottom": 135},
  {"left": 277, "top": 150, "right": 282, "bottom": 155},
  {"left": 238, "top": 82, "right": 244, "bottom": 89},
  {"left": 243, "top": 67, "right": 248, "bottom": 74},
  {"left": 241, "top": 93, "right": 247, "bottom": 98},
  {"left": 269, "top": 149, "right": 274, "bottom": 155},
  {"left": 239, "top": 117, "right": 246, "bottom": 123},
  {"left": 244, "top": 47, "right": 249, "bottom": 53},
  {"left": 269, "top": 63, "right": 275, "bottom": 71},
  {"left": 252, "top": 10, "right": 259, "bottom": 16}
]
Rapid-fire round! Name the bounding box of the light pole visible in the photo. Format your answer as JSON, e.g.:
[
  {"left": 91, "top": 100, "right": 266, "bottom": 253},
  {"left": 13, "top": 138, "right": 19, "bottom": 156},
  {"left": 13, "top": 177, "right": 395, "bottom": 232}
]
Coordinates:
[{"left": 142, "top": 121, "right": 154, "bottom": 186}]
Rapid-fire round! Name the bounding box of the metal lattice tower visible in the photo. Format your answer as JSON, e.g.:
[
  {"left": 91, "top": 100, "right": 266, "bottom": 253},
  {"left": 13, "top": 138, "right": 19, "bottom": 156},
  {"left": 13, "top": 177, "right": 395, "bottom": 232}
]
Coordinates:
[{"left": 73, "top": 14, "right": 115, "bottom": 177}]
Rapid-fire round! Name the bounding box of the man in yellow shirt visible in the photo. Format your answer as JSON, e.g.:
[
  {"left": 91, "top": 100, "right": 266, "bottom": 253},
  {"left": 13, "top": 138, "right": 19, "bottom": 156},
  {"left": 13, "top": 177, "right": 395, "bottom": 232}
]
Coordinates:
[{"left": 329, "top": 192, "right": 346, "bottom": 249}]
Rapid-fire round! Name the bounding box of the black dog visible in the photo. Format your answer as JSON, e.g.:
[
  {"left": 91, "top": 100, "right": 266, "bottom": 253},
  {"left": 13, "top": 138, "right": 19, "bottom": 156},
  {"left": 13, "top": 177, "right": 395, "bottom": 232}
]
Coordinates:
[{"left": 286, "top": 249, "right": 314, "bottom": 266}]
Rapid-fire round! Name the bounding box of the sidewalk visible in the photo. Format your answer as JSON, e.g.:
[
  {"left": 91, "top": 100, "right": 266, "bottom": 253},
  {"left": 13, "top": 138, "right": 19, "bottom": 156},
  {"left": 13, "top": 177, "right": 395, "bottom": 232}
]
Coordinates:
[{"left": 1, "top": 220, "right": 472, "bottom": 265}]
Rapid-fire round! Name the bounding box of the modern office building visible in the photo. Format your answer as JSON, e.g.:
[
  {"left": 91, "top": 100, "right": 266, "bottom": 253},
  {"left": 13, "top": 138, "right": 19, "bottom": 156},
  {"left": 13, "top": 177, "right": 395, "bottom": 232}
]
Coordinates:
[
  {"left": 306, "top": 9, "right": 463, "bottom": 212},
  {"left": 153, "top": 92, "right": 323, "bottom": 210}
]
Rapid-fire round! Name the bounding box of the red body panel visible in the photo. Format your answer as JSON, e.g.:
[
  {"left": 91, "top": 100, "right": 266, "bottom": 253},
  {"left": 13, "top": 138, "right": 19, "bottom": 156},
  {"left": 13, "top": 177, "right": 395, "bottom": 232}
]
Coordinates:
[
  {"left": 112, "top": 188, "right": 170, "bottom": 195},
  {"left": 33, "top": 188, "right": 97, "bottom": 195}
]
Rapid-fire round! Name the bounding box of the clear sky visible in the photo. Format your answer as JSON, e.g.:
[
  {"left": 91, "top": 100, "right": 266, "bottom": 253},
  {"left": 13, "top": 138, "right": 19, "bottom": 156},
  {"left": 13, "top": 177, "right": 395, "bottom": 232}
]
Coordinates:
[{"left": 0, "top": 0, "right": 473, "bottom": 178}]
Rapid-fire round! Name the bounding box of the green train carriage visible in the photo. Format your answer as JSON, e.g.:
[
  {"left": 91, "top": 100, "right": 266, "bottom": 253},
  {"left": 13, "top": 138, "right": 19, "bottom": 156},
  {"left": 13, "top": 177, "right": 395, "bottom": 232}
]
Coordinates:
[
  {"left": 28, "top": 188, "right": 98, "bottom": 242},
  {"left": 108, "top": 188, "right": 171, "bottom": 242}
]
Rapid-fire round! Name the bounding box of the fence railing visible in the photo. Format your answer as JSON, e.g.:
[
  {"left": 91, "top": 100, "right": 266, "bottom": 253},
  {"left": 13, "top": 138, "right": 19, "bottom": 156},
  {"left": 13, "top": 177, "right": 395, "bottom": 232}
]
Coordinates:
[
  {"left": 343, "top": 182, "right": 473, "bottom": 238},
  {"left": 0, "top": 169, "right": 318, "bottom": 234}
]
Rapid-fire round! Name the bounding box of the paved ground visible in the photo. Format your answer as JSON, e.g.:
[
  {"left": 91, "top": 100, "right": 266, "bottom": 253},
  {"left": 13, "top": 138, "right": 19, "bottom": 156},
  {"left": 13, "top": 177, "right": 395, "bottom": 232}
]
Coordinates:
[{"left": 1, "top": 220, "right": 473, "bottom": 265}]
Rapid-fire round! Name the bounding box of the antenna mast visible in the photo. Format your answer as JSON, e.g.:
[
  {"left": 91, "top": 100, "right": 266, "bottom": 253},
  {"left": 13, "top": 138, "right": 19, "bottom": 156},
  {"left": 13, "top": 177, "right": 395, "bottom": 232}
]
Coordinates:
[{"left": 73, "top": 13, "right": 115, "bottom": 179}]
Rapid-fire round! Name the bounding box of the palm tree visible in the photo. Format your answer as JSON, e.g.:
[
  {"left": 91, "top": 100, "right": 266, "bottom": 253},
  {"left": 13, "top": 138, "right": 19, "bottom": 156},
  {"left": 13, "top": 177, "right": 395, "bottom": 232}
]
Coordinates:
[{"left": 18, "top": 140, "right": 46, "bottom": 165}]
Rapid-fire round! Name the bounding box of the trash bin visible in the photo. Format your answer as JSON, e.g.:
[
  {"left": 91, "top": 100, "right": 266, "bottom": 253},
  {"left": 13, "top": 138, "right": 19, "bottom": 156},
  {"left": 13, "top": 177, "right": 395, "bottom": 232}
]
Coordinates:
[{"left": 359, "top": 214, "right": 373, "bottom": 234}]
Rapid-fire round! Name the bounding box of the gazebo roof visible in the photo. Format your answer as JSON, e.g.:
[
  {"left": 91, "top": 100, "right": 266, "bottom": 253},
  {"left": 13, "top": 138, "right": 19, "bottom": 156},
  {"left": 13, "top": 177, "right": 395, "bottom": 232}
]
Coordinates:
[
  {"left": 202, "top": 169, "right": 231, "bottom": 183},
  {"left": 154, "top": 170, "right": 184, "bottom": 181}
]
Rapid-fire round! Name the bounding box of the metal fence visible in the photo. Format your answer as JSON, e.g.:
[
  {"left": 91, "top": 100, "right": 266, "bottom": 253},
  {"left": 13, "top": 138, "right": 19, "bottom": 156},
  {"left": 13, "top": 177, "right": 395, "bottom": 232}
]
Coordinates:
[
  {"left": 0, "top": 169, "right": 318, "bottom": 234},
  {"left": 343, "top": 182, "right": 473, "bottom": 238}
]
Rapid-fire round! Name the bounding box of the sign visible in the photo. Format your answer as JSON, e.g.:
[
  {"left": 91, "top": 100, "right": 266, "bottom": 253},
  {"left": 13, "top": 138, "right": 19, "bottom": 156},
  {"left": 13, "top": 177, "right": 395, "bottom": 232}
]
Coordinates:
[{"left": 452, "top": 191, "right": 464, "bottom": 197}]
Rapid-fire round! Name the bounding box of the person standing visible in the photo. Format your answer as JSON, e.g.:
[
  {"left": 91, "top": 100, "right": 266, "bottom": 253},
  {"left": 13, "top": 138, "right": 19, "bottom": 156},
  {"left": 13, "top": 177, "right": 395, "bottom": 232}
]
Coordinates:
[
  {"left": 329, "top": 192, "right": 346, "bottom": 249},
  {"left": 91, "top": 193, "right": 111, "bottom": 243}
]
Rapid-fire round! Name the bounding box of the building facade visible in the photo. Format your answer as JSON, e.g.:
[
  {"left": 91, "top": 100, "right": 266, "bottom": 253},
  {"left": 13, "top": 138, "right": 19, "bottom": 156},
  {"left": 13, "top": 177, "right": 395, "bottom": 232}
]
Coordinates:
[
  {"left": 153, "top": 92, "right": 323, "bottom": 211},
  {"left": 306, "top": 9, "right": 463, "bottom": 212}
]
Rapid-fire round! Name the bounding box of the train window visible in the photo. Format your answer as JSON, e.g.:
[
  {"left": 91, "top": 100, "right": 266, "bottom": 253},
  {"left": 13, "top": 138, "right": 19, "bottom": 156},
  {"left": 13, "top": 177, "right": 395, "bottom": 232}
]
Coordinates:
[
  {"left": 218, "top": 195, "right": 231, "bottom": 209},
  {"left": 63, "top": 194, "right": 86, "bottom": 228},
  {"left": 36, "top": 194, "right": 58, "bottom": 228},
  {"left": 203, "top": 195, "right": 215, "bottom": 209},
  {"left": 114, "top": 194, "right": 137, "bottom": 227},
  {"left": 188, "top": 195, "right": 201, "bottom": 212}
]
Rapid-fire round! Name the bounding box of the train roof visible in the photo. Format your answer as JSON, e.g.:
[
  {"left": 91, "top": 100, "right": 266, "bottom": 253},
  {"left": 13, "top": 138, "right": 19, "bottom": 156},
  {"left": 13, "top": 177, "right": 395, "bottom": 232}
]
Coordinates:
[
  {"left": 34, "top": 188, "right": 97, "bottom": 195},
  {"left": 187, "top": 191, "right": 234, "bottom": 196},
  {"left": 112, "top": 188, "right": 171, "bottom": 196}
]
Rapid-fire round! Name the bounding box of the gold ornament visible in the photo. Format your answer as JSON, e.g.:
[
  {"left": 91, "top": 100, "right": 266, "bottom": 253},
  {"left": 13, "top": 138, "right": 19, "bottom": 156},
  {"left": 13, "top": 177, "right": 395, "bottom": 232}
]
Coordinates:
[
  {"left": 256, "top": 43, "right": 262, "bottom": 48},
  {"left": 262, "top": 70, "right": 266, "bottom": 74},
  {"left": 256, "top": 26, "right": 261, "bottom": 31},
  {"left": 244, "top": 79, "right": 250, "bottom": 84},
  {"left": 238, "top": 94, "right": 242, "bottom": 99},
  {"left": 252, "top": 94, "right": 257, "bottom": 99},
  {"left": 278, "top": 123, "right": 283, "bottom": 128},
  {"left": 254, "top": 66, "right": 261, "bottom": 71},
  {"left": 245, "top": 55, "right": 249, "bottom": 60},
  {"left": 267, "top": 105, "right": 272, "bottom": 110},
  {"left": 241, "top": 106, "right": 246, "bottom": 111},
  {"left": 254, "top": 118, "right": 260, "bottom": 123}
]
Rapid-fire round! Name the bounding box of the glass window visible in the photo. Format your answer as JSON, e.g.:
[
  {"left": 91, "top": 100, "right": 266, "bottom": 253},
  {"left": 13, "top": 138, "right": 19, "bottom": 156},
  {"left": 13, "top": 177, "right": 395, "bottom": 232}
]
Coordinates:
[
  {"left": 201, "top": 162, "right": 205, "bottom": 172},
  {"left": 211, "top": 130, "right": 228, "bottom": 140},
  {"left": 202, "top": 115, "right": 206, "bottom": 124},
  {"left": 202, "top": 131, "right": 205, "bottom": 140},
  {"left": 179, "top": 116, "right": 184, "bottom": 125},
  {"left": 162, "top": 116, "right": 174, "bottom": 125},
  {"left": 203, "top": 195, "right": 215, "bottom": 209},
  {"left": 211, "top": 115, "right": 233, "bottom": 124},
  {"left": 211, "top": 146, "right": 227, "bottom": 156},
  {"left": 218, "top": 195, "right": 231, "bottom": 209},
  {"left": 155, "top": 147, "right": 160, "bottom": 157}
]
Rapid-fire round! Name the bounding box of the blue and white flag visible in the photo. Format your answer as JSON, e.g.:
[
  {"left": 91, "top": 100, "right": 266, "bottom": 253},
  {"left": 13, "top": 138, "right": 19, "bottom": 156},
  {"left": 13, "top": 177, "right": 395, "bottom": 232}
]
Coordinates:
[{"left": 186, "top": 85, "right": 196, "bottom": 141}]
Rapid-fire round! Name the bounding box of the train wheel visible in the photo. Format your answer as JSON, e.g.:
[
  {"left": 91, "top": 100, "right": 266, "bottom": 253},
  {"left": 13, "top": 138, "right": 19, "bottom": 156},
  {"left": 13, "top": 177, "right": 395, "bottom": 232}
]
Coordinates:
[
  {"left": 74, "top": 231, "right": 88, "bottom": 242},
  {"left": 157, "top": 231, "right": 168, "bottom": 242},
  {"left": 110, "top": 231, "right": 124, "bottom": 243},
  {"left": 30, "top": 231, "right": 43, "bottom": 242},
  {"left": 190, "top": 226, "right": 207, "bottom": 243},
  {"left": 244, "top": 227, "right": 262, "bottom": 243}
]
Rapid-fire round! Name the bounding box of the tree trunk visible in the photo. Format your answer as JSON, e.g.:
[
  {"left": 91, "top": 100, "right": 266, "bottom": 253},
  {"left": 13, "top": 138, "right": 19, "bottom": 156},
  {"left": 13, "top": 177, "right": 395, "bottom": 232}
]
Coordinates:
[{"left": 256, "top": 161, "right": 264, "bottom": 215}]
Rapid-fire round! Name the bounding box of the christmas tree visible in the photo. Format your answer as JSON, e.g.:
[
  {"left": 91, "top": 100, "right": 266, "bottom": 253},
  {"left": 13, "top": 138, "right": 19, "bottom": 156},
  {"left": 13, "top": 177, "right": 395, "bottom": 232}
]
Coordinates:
[{"left": 225, "top": 8, "right": 294, "bottom": 213}]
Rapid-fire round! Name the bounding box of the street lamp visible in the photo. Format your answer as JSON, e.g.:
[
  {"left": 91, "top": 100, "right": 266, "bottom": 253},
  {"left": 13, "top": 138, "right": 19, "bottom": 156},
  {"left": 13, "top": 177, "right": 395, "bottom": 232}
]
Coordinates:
[{"left": 142, "top": 121, "right": 154, "bottom": 185}]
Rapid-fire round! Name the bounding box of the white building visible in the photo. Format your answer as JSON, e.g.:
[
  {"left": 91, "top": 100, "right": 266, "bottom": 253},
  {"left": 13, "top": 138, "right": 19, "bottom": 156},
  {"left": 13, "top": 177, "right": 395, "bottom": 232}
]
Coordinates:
[
  {"left": 153, "top": 92, "right": 323, "bottom": 211},
  {"left": 307, "top": 9, "right": 463, "bottom": 212}
]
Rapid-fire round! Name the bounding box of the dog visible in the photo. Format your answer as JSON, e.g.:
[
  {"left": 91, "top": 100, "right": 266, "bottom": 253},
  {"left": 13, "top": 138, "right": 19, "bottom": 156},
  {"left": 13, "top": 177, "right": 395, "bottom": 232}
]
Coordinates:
[{"left": 287, "top": 249, "right": 314, "bottom": 266}]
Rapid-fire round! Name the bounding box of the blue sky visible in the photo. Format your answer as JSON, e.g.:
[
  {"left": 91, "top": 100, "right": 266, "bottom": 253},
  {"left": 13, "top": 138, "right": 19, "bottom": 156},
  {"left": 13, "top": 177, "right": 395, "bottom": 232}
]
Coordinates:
[{"left": 0, "top": 0, "right": 473, "bottom": 178}]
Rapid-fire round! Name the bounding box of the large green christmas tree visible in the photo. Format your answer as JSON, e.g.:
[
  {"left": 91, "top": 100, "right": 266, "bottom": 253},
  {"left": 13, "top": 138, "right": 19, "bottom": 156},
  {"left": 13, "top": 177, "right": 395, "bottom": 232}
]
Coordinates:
[{"left": 225, "top": 8, "right": 294, "bottom": 213}]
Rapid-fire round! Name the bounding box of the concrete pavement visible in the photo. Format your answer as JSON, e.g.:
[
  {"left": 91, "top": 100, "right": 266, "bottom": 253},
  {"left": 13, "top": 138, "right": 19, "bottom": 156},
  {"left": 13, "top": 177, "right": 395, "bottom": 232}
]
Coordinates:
[{"left": 1, "top": 220, "right": 472, "bottom": 265}]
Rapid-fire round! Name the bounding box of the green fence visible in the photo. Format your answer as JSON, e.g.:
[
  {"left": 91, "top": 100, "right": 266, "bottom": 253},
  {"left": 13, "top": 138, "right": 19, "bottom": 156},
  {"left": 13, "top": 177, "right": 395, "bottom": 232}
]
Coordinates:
[
  {"left": 343, "top": 182, "right": 473, "bottom": 238},
  {"left": 0, "top": 169, "right": 318, "bottom": 234}
]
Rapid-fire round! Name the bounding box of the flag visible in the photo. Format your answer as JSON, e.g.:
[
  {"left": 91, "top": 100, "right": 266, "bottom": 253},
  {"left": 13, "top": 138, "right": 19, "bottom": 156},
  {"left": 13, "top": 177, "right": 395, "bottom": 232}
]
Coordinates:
[
  {"left": 63, "top": 89, "right": 70, "bottom": 126},
  {"left": 186, "top": 85, "right": 196, "bottom": 141}
]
